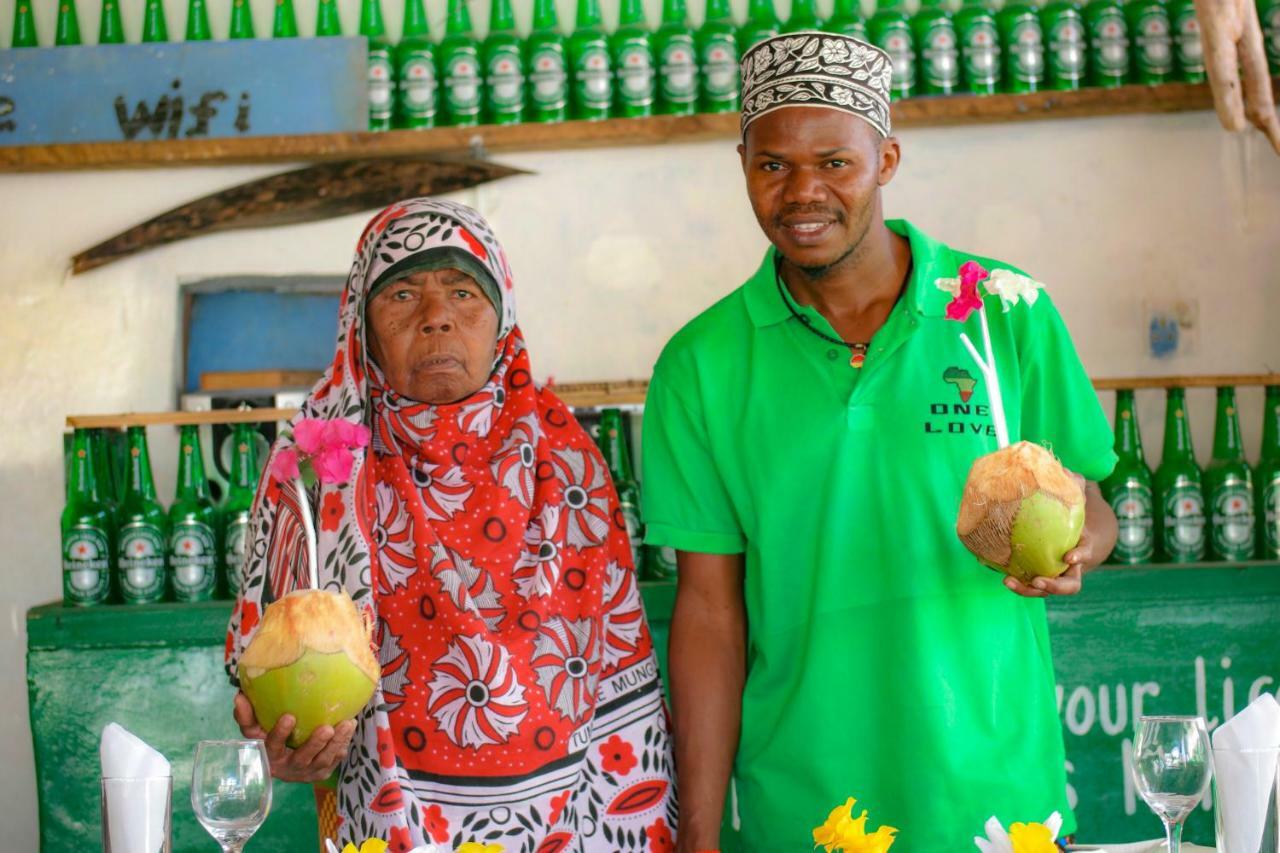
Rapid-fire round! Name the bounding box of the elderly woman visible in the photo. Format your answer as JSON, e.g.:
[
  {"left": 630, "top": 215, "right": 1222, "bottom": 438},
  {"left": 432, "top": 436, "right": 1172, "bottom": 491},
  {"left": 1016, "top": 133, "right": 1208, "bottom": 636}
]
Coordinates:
[{"left": 227, "top": 199, "right": 676, "bottom": 852}]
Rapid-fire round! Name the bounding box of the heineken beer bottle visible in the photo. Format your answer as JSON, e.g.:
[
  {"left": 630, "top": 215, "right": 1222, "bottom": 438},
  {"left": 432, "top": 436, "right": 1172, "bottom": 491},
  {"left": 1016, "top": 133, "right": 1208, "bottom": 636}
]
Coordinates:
[
  {"left": 169, "top": 425, "right": 221, "bottom": 602},
  {"left": 141, "top": 0, "right": 168, "bottom": 41},
  {"left": 998, "top": 0, "right": 1045, "bottom": 92},
  {"left": 527, "top": 0, "right": 570, "bottom": 123},
  {"left": 612, "top": 0, "right": 656, "bottom": 117},
  {"left": 826, "top": 0, "right": 868, "bottom": 38},
  {"left": 655, "top": 0, "right": 699, "bottom": 115},
  {"left": 229, "top": 0, "right": 255, "bottom": 38},
  {"left": 1042, "top": 0, "right": 1087, "bottom": 89},
  {"left": 912, "top": 0, "right": 961, "bottom": 95},
  {"left": 956, "top": 0, "right": 1001, "bottom": 94},
  {"left": 395, "top": 0, "right": 437, "bottom": 127},
  {"left": 599, "top": 410, "right": 644, "bottom": 572},
  {"left": 99, "top": 0, "right": 125, "bottom": 43},
  {"left": 1255, "top": 385, "right": 1280, "bottom": 558},
  {"left": 117, "top": 427, "right": 168, "bottom": 605},
  {"left": 222, "top": 423, "right": 258, "bottom": 599},
  {"left": 569, "top": 0, "right": 614, "bottom": 120},
  {"left": 1205, "top": 386, "right": 1255, "bottom": 561},
  {"left": 316, "top": 0, "right": 343, "bottom": 37},
  {"left": 483, "top": 0, "right": 526, "bottom": 125},
  {"left": 1262, "top": 0, "right": 1280, "bottom": 72},
  {"left": 869, "top": 0, "right": 917, "bottom": 99},
  {"left": 698, "top": 0, "right": 740, "bottom": 113},
  {"left": 56, "top": 0, "right": 82, "bottom": 45},
  {"left": 91, "top": 430, "right": 121, "bottom": 526},
  {"left": 361, "top": 0, "right": 395, "bottom": 131},
  {"left": 782, "top": 0, "right": 823, "bottom": 32},
  {"left": 440, "top": 0, "right": 482, "bottom": 126},
  {"left": 1170, "top": 0, "right": 1205, "bottom": 81},
  {"left": 63, "top": 429, "right": 114, "bottom": 607},
  {"left": 185, "top": 0, "right": 212, "bottom": 40},
  {"left": 1085, "top": 0, "right": 1130, "bottom": 86},
  {"left": 1102, "top": 390, "right": 1156, "bottom": 564},
  {"left": 1155, "top": 387, "right": 1206, "bottom": 563},
  {"left": 1127, "top": 0, "right": 1173, "bottom": 83},
  {"left": 11, "top": 0, "right": 39, "bottom": 46},
  {"left": 272, "top": 0, "right": 299, "bottom": 37},
  {"left": 737, "top": 0, "right": 780, "bottom": 55}
]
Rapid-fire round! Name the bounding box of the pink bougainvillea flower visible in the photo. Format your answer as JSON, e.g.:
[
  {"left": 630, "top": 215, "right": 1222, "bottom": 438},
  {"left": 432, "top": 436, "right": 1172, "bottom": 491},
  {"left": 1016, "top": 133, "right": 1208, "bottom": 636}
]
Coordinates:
[
  {"left": 945, "top": 278, "right": 985, "bottom": 322},
  {"left": 270, "top": 448, "right": 300, "bottom": 481},
  {"left": 293, "top": 418, "right": 328, "bottom": 455},
  {"left": 312, "top": 445, "right": 355, "bottom": 484},
  {"left": 324, "top": 419, "right": 372, "bottom": 449},
  {"left": 958, "top": 260, "right": 990, "bottom": 287}
]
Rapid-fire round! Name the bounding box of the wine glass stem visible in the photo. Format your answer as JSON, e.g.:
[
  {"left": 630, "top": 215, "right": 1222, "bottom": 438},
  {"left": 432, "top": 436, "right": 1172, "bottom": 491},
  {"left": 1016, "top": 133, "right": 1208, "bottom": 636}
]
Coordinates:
[{"left": 1163, "top": 818, "right": 1184, "bottom": 853}]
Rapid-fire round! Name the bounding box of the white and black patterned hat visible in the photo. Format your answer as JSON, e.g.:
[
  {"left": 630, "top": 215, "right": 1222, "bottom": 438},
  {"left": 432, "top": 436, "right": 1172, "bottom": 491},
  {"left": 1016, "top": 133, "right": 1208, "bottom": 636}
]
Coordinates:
[{"left": 740, "top": 32, "right": 894, "bottom": 138}]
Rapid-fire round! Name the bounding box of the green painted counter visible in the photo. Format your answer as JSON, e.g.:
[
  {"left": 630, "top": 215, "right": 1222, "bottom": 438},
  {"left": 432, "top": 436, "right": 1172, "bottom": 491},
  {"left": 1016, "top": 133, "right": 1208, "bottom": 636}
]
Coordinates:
[{"left": 26, "top": 567, "right": 1280, "bottom": 850}]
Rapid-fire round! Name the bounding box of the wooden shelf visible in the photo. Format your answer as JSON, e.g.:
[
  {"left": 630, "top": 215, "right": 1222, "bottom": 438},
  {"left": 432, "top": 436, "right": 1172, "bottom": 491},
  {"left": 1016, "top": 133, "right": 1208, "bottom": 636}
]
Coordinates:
[
  {"left": 1092, "top": 373, "right": 1280, "bottom": 390},
  {"left": 0, "top": 80, "right": 1237, "bottom": 173}
]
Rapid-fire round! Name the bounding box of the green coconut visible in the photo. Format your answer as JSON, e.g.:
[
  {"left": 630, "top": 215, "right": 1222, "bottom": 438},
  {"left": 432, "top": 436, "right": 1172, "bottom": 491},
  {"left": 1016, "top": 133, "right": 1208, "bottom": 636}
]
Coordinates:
[
  {"left": 239, "top": 589, "right": 379, "bottom": 748},
  {"left": 956, "top": 441, "right": 1086, "bottom": 584}
]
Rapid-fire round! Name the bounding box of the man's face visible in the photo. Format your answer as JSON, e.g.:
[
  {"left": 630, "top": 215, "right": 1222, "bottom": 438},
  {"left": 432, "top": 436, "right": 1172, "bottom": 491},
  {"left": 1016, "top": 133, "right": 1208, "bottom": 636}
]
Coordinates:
[{"left": 739, "top": 108, "right": 900, "bottom": 273}]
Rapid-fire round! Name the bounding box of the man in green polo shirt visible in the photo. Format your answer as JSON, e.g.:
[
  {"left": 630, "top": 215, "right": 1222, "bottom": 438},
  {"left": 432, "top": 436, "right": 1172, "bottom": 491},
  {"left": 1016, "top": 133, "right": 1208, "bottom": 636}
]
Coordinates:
[{"left": 642, "top": 33, "right": 1120, "bottom": 852}]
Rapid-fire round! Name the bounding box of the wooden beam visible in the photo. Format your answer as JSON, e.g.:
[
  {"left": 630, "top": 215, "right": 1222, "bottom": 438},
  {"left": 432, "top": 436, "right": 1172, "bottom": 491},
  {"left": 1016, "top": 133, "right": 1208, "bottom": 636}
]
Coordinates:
[
  {"left": 1092, "top": 374, "right": 1280, "bottom": 390},
  {"left": 67, "top": 409, "right": 298, "bottom": 429},
  {"left": 199, "top": 370, "right": 323, "bottom": 391}
]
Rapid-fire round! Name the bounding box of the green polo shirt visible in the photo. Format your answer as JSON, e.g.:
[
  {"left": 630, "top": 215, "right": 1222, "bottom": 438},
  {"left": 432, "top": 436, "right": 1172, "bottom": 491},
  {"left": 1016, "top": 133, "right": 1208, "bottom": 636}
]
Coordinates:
[{"left": 642, "top": 220, "right": 1116, "bottom": 851}]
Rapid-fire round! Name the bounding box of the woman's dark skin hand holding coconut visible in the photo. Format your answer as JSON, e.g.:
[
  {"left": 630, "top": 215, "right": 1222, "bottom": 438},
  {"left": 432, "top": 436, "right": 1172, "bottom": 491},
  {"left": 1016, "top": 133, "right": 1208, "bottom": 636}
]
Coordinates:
[{"left": 233, "top": 268, "right": 501, "bottom": 783}]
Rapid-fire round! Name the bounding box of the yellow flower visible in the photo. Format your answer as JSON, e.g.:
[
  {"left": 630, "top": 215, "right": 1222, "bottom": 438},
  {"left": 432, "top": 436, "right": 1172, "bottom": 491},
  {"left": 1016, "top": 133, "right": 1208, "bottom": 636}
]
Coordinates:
[
  {"left": 339, "top": 841, "right": 388, "bottom": 853},
  {"left": 1007, "top": 821, "right": 1058, "bottom": 853},
  {"left": 456, "top": 844, "right": 505, "bottom": 853},
  {"left": 813, "top": 798, "right": 898, "bottom": 853}
]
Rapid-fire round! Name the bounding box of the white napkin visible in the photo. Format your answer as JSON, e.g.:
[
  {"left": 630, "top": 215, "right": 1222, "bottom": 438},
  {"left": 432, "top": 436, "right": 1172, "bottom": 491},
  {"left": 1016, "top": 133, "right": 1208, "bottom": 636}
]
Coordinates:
[
  {"left": 1211, "top": 693, "right": 1280, "bottom": 853},
  {"left": 100, "top": 723, "right": 171, "bottom": 852}
]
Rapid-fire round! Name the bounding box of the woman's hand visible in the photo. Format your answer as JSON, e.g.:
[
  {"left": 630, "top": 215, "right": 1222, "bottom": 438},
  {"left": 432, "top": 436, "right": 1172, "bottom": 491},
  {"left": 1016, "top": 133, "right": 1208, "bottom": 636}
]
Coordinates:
[
  {"left": 233, "top": 691, "right": 357, "bottom": 783},
  {"left": 1005, "top": 478, "right": 1117, "bottom": 599}
]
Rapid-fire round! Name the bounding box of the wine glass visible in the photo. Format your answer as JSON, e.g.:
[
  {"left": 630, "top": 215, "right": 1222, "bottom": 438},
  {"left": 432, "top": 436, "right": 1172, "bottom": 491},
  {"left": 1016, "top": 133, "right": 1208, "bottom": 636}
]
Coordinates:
[
  {"left": 1131, "top": 715, "right": 1213, "bottom": 853},
  {"left": 191, "top": 739, "right": 272, "bottom": 852}
]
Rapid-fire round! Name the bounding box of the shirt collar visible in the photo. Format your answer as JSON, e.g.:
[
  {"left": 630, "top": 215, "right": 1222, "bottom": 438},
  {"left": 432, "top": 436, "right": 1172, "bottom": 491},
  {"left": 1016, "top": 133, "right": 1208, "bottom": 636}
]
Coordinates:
[{"left": 743, "top": 219, "right": 958, "bottom": 328}]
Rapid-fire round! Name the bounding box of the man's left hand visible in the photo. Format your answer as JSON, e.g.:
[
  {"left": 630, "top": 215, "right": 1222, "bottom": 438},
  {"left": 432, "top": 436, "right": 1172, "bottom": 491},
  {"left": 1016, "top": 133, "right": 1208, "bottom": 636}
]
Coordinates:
[{"left": 1005, "top": 478, "right": 1118, "bottom": 599}]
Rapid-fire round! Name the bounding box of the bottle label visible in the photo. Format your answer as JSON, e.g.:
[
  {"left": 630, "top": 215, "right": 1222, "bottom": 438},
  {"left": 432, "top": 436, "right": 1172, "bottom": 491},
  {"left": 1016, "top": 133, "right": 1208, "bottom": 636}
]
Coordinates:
[
  {"left": 646, "top": 543, "right": 678, "bottom": 578},
  {"left": 1134, "top": 8, "right": 1173, "bottom": 74},
  {"left": 619, "top": 497, "right": 644, "bottom": 571},
  {"left": 1263, "top": 476, "right": 1280, "bottom": 557},
  {"left": 1210, "top": 476, "right": 1255, "bottom": 560},
  {"left": 701, "top": 34, "right": 740, "bottom": 98},
  {"left": 398, "top": 48, "right": 439, "bottom": 120},
  {"left": 445, "top": 47, "right": 482, "bottom": 116},
  {"left": 1047, "top": 9, "right": 1086, "bottom": 81},
  {"left": 170, "top": 520, "right": 217, "bottom": 600},
  {"left": 486, "top": 46, "right": 526, "bottom": 112},
  {"left": 616, "top": 40, "right": 656, "bottom": 106},
  {"left": 368, "top": 46, "right": 394, "bottom": 123},
  {"left": 63, "top": 524, "right": 111, "bottom": 605},
  {"left": 574, "top": 43, "right": 614, "bottom": 109},
  {"left": 877, "top": 23, "right": 917, "bottom": 90},
  {"left": 1162, "top": 482, "right": 1205, "bottom": 561},
  {"left": 961, "top": 16, "right": 1000, "bottom": 85},
  {"left": 118, "top": 521, "right": 166, "bottom": 603},
  {"left": 922, "top": 19, "right": 960, "bottom": 88},
  {"left": 659, "top": 36, "right": 698, "bottom": 103},
  {"left": 225, "top": 512, "right": 250, "bottom": 597},
  {"left": 1008, "top": 14, "right": 1045, "bottom": 82},
  {"left": 530, "top": 44, "right": 569, "bottom": 109},
  {"left": 1089, "top": 8, "right": 1129, "bottom": 76},
  {"left": 1109, "top": 481, "right": 1155, "bottom": 563},
  {"left": 1173, "top": 6, "right": 1204, "bottom": 73}
]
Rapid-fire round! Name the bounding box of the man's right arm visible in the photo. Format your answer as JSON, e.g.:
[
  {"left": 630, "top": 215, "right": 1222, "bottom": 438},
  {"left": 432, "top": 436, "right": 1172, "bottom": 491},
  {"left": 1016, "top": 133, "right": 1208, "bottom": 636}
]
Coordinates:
[{"left": 670, "top": 550, "right": 746, "bottom": 853}]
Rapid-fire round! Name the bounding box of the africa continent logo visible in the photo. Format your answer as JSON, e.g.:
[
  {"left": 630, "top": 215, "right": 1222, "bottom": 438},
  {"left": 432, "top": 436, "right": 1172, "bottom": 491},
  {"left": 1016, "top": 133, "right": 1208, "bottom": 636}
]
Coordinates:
[{"left": 944, "top": 366, "right": 978, "bottom": 402}]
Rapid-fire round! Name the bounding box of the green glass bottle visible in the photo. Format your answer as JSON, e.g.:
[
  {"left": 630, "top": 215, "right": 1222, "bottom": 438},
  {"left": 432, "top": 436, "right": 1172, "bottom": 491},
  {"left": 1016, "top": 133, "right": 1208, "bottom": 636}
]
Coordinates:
[
  {"left": 956, "top": 0, "right": 1001, "bottom": 93},
  {"left": 99, "top": 0, "right": 126, "bottom": 43},
  {"left": 697, "top": 0, "right": 739, "bottom": 113},
  {"left": 360, "top": 0, "right": 395, "bottom": 130},
  {"left": 229, "top": 0, "right": 256, "bottom": 38},
  {"left": 1255, "top": 386, "right": 1280, "bottom": 559},
  {"left": 185, "top": 0, "right": 212, "bottom": 40},
  {"left": 272, "top": 0, "right": 299, "bottom": 36},
  {"left": 482, "top": 0, "right": 526, "bottom": 125},
  {"left": 1205, "top": 387, "right": 1255, "bottom": 562},
  {"left": 737, "top": 0, "right": 780, "bottom": 56},
  {"left": 116, "top": 427, "right": 168, "bottom": 605},
  {"left": 222, "top": 423, "right": 259, "bottom": 599},
  {"left": 655, "top": 0, "right": 698, "bottom": 114},
  {"left": 11, "top": 0, "right": 39, "bottom": 46},
  {"left": 1155, "top": 387, "right": 1206, "bottom": 563},
  {"left": 316, "top": 0, "right": 343, "bottom": 36},
  {"left": 142, "top": 0, "right": 169, "bottom": 40},
  {"left": 62, "top": 429, "right": 115, "bottom": 607},
  {"left": 56, "top": 0, "right": 83, "bottom": 45},
  {"left": 440, "top": 0, "right": 482, "bottom": 126},
  {"left": 1127, "top": 0, "right": 1173, "bottom": 83},
  {"left": 997, "top": 0, "right": 1045, "bottom": 92},
  {"left": 1101, "top": 390, "right": 1156, "bottom": 564},
  {"left": 1042, "top": 0, "right": 1087, "bottom": 89},
  {"left": 527, "top": 0, "right": 570, "bottom": 123},
  {"left": 646, "top": 543, "right": 678, "bottom": 579},
  {"left": 168, "top": 425, "right": 221, "bottom": 602},
  {"left": 91, "top": 429, "right": 121, "bottom": 526},
  {"left": 1170, "top": 0, "right": 1205, "bottom": 81},
  {"left": 598, "top": 409, "right": 644, "bottom": 573},
  {"left": 1084, "top": 0, "right": 1130, "bottom": 87},
  {"left": 568, "top": 0, "right": 614, "bottom": 120},
  {"left": 912, "top": 0, "right": 960, "bottom": 95},
  {"left": 1262, "top": 0, "right": 1280, "bottom": 73},
  {"left": 611, "top": 0, "right": 656, "bottom": 117},
  {"left": 782, "top": 0, "right": 823, "bottom": 32},
  {"left": 826, "top": 0, "right": 868, "bottom": 38},
  {"left": 869, "top": 0, "right": 917, "bottom": 99},
  {"left": 396, "top": 0, "right": 437, "bottom": 127}
]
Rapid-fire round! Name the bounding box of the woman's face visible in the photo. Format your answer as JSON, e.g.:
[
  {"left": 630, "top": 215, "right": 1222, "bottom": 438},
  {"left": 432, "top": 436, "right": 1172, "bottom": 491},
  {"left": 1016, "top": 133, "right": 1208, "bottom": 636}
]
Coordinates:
[{"left": 367, "top": 268, "right": 500, "bottom": 404}]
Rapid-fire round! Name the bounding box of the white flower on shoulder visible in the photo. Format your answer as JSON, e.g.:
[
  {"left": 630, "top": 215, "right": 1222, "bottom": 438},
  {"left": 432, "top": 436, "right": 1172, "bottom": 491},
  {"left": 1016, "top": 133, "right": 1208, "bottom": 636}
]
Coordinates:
[
  {"left": 974, "top": 811, "right": 1062, "bottom": 853},
  {"left": 934, "top": 275, "right": 962, "bottom": 297},
  {"left": 985, "top": 268, "right": 1045, "bottom": 312}
]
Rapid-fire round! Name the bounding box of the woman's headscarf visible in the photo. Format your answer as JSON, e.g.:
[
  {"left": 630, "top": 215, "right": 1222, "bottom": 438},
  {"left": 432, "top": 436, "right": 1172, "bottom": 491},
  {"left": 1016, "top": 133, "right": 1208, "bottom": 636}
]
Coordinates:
[{"left": 227, "top": 199, "right": 675, "bottom": 852}]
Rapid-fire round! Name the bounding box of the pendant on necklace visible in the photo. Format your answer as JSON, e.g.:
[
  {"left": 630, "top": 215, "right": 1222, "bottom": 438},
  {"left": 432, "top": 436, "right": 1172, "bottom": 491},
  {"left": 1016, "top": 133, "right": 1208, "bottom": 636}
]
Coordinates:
[{"left": 850, "top": 352, "right": 866, "bottom": 369}]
